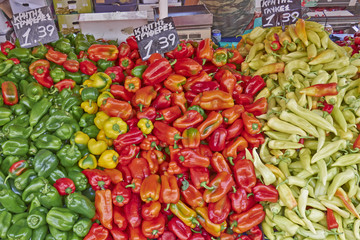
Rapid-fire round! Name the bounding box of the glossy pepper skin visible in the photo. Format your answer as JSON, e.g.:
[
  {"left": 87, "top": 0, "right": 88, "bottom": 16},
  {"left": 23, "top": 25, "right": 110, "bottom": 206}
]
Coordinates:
[
  {"left": 197, "top": 111, "right": 223, "bottom": 140},
  {"left": 203, "top": 172, "right": 235, "bottom": 203},
  {"left": 2, "top": 81, "right": 18, "bottom": 106},
  {"left": 177, "top": 148, "right": 210, "bottom": 168},
  {"left": 46, "top": 207, "right": 79, "bottom": 231},
  {"left": 95, "top": 189, "right": 113, "bottom": 229},
  {"left": 66, "top": 192, "right": 96, "bottom": 219},
  {"left": 182, "top": 128, "right": 201, "bottom": 149},
  {"left": 229, "top": 204, "right": 266, "bottom": 234},
  {"left": 174, "top": 110, "right": 203, "bottom": 131},
  {"left": 170, "top": 200, "right": 199, "bottom": 228},
  {"left": 113, "top": 128, "right": 145, "bottom": 152},
  {"left": 82, "top": 169, "right": 111, "bottom": 190},
  {"left": 53, "top": 178, "right": 75, "bottom": 195},
  {"left": 84, "top": 223, "right": 109, "bottom": 240},
  {"left": 87, "top": 44, "right": 119, "bottom": 61},
  {"left": 208, "top": 195, "right": 231, "bottom": 224},
  {"left": 142, "top": 58, "right": 173, "bottom": 86},
  {"left": 200, "top": 90, "right": 234, "bottom": 110},
  {"left": 197, "top": 38, "right": 214, "bottom": 61},
  {"left": 228, "top": 187, "right": 256, "bottom": 214},
  {"left": 244, "top": 75, "right": 266, "bottom": 96},
  {"left": 141, "top": 214, "right": 166, "bottom": 238},
  {"left": 160, "top": 174, "right": 180, "bottom": 204},
  {"left": 252, "top": 182, "right": 279, "bottom": 203},
  {"left": 195, "top": 206, "right": 227, "bottom": 237},
  {"left": 140, "top": 174, "right": 161, "bottom": 203},
  {"left": 153, "top": 121, "right": 181, "bottom": 146},
  {"left": 212, "top": 48, "right": 228, "bottom": 67},
  {"left": 124, "top": 193, "right": 142, "bottom": 228},
  {"left": 168, "top": 216, "right": 192, "bottom": 240},
  {"left": 180, "top": 179, "right": 205, "bottom": 208},
  {"left": 174, "top": 58, "right": 202, "bottom": 77},
  {"left": 101, "top": 97, "right": 132, "bottom": 121}
]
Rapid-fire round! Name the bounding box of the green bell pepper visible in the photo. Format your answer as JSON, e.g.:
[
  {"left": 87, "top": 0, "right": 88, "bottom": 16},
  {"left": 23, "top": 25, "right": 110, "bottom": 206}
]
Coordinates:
[
  {"left": 49, "top": 225, "right": 69, "bottom": 240},
  {"left": 46, "top": 207, "right": 79, "bottom": 231},
  {"left": 79, "top": 113, "right": 96, "bottom": 128},
  {"left": 67, "top": 51, "right": 78, "bottom": 60},
  {"left": 9, "top": 178, "right": 22, "bottom": 196},
  {"left": 45, "top": 110, "right": 77, "bottom": 132},
  {"left": 73, "top": 218, "right": 92, "bottom": 237},
  {"left": 6, "top": 72, "right": 20, "bottom": 84},
  {"left": 55, "top": 38, "right": 72, "bottom": 54},
  {"left": 82, "top": 124, "right": 100, "bottom": 138},
  {"left": 131, "top": 65, "right": 148, "bottom": 79},
  {"left": 81, "top": 187, "right": 96, "bottom": 202},
  {"left": 3, "top": 114, "right": 29, "bottom": 133},
  {"left": 19, "top": 96, "right": 35, "bottom": 110},
  {"left": 57, "top": 143, "right": 82, "bottom": 167},
  {"left": 12, "top": 63, "right": 29, "bottom": 79},
  {"left": 28, "top": 142, "right": 38, "bottom": 155},
  {"left": 0, "top": 60, "right": 14, "bottom": 76},
  {"left": 65, "top": 192, "right": 96, "bottom": 219},
  {"left": 48, "top": 166, "right": 67, "bottom": 185},
  {"left": 32, "top": 225, "right": 48, "bottom": 240},
  {"left": 29, "top": 197, "right": 41, "bottom": 212},
  {"left": 33, "top": 150, "right": 59, "bottom": 178},
  {"left": 32, "top": 44, "right": 48, "bottom": 59},
  {"left": 0, "top": 171, "right": 10, "bottom": 189},
  {"left": 30, "top": 115, "right": 49, "bottom": 141},
  {"left": 7, "top": 48, "right": 32, "bottom": 63},
  {"left": 14, "top": 169, "right": 37, "bottom": 191},
  {"left": 97, "top": 59, "right": 115, "bottom": 71},
  {"left": 68, "top": 171, "right": 88, "bottom": 192},
  {"left": 62, "top": 94, "right": 82, "bottom": 112},
  {"left": 35, "top": 134, "right": 62, "bottom": 151},
  {"left": 7, "top": 218, "right": 32, "bottom": 240},
  {"left": 54, "top": 123, "right": 74, "bottom": 140},
  {"left": 12, "top": 212, "right": 29, "bottom": 224},
  {"left": 22, "top": 177, "right": 48, "bottom": 203},
  {"left": 45, "top": 234, "right": 56, "bottom": 240},
  {"left": 4, "top": 125, "right": 33, "bottom": 139},
  {"left": 24, "top": 82, "right": 44, "bottom": 102},
  {"left": 0, "top": 106, "right": 12, "bottom": 126},
  {"left": 1, "top": 156, "right": 19, "bottom": 175},
  {"left": 2, "top": 138, "right": 29, "bottom": 156},
  {"left": 65, "top": 70, "right": 82, "bottom": 84},
  {"left": 27, "top": 206, "right": 48, "bottom": 229},
  {"left": 75, "top": 42, "right": 90, "bottom": 55},
  {"left": 10, "top": 103, "right": 27, "bottom": 115},
  {"left": 0, "top": 211, "right": 12, "bottom": 238},
  {"left": 38, "top": 184, "right": 62, "bottom": 209},
  {"left": 0, "top": 186, "right": 27, "bottom": 213},
  {"left": 81, "top": 87, "right": 99, "bottom": 107},
  {"left": 70, "top": 106, "right": 84, "bottom": 121},
  {"left": 50, "top": 67, "right": 65, "bottom": 83},
  {"left": 29, "top": 97, "right": 52, "bottom": 127}
]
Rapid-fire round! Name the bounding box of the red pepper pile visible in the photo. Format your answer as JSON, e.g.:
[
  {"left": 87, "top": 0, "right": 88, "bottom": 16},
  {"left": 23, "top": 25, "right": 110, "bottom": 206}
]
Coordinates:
[
  {"left": 78, "top": 37, "right": 279, "bottom": 239},
  {"left": 335, "top": 33, "right": 360, "bottom": 56}
]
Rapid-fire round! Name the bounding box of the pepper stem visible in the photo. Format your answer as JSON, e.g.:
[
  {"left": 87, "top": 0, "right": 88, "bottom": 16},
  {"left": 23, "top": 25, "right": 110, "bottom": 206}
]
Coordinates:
[
  {"left": 164, "top": 203, "right": 170, "bottom": 211},
  {"left": 125, "top": 183, "right": 135, "bottom": 189},
  {"left": 200, "top": 181, "right": 214, "bottom": 190}
]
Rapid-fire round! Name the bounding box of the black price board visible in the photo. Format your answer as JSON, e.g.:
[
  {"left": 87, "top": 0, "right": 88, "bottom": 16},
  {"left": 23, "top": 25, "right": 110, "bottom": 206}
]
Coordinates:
[
  {"left": 12, "top": 6, "right": 59, "bottom": 48},
  {"left": 134, "top": 17, "right": 179, "bottom": 60},
  {"left": 261, "top": 0, "right": 301, "bottom": 28}
]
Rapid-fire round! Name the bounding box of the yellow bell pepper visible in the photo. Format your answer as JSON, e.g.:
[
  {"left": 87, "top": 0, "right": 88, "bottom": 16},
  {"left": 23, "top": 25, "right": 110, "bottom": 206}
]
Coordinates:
[
  {"left": 94, "top": 111, "right": 110, "bottom": 130},
  {"left": 97, "top": 91, "right": 114, "bottom": 107},
  {"left": 78, "top": 154, "right": 97, "bottom": 169},
  {"left": 81, "top": 101, "right": 98, "bottom": 114},
  {"left": 72, "top": 131, "right": 90, "bottom": 149},
  {"left": 87, "top": 138, "right": 108, "bottom": 155},
  {"left": 90, "top": 72, "right": 112, "bottom": 92},
  {"left": 103, "top": 117, "right": 128, "bottom": 139},
  {"left": 82, "top": 79, "right": 93, "bottom": 87},
  {"left": 97, "top": 129, "right": 113, "bottom": 146},
  {"left": 137, "top": 118, "right": 154, "bottom": 135},
  {"left": 98, "top": 150, "right": 119, "bottom": 169}
]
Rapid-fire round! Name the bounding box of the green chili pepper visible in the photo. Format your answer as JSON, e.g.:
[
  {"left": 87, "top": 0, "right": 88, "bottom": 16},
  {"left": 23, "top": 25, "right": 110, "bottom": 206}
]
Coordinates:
[
  {"left": 46, "top": 207, "right": 79, "bottom": 231},
  {"left": 0, "top": 185, "right": 27, "bottom": 213},
  {"left": 0, "top": 60, "right": 14, "bottom": 76},
  {"left": 0, "top": 211, "right": 12, "bottom": 238},
  {"left": 33, "top": 150, "right": 59, "bottom": 178},
  {"left": 311, "top": 140, "right": 347, "bottom": 164},
  {"left": 73, "top": 218, "right": 92, "bottom": 237},
  {"left": 35, "top": 134, "right": 62, "bottom": 151},
  {"left": 14, "top": 169, "right": 37, "bottom": 191},
  {"left": 7, "top": 218, "right": 32, "bottom": 240},
  {"left": 65, "top": 192, "right": 96, "bottom": 219},
  {"left": 131, "top": 65, "right": 148, "bottom": 79},
  {"left": 38, "top": 184, "right": 62, "bottom": 209},
  {"left": 50, "top": 67, "right": 66, "bottom": 83}
]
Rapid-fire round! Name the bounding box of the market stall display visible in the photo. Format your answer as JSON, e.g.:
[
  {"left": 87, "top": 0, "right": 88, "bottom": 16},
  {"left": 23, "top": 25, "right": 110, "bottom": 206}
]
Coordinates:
[{"left": 0, "top": 16, "right": 360, "bottom": 239}]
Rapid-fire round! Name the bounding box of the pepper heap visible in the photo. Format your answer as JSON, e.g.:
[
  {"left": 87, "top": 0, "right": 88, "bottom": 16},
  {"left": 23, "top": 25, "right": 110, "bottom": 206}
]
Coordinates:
[{"left": 237, "top": 19, "right": 360, "bottom": 239}]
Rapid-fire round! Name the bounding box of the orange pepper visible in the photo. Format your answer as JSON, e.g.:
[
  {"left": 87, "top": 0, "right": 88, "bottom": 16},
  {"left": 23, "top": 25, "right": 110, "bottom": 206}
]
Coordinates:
[
  {"left": 242, "top": 112, "right": 262, "bottom": 135},
  {"left": 140, "top": 174, "right": 161, "bottom": 203},
  {"left": 124, "top": 76, "right": 141, "bottom": 93},
  {"left": 95, "top": 189, "right": 113, "bottom": 230},
  {"left": 222, "top": 105, "right": 245, "bottom": 124},
  {"left": 197, "top": 111, "right": 224, "bottom": 140},
  {"left": 160, "top": 175, "right": 180, "bottom": 204},
  {"left": 200, "top": 90, "right": 234, "bottom": 110}
]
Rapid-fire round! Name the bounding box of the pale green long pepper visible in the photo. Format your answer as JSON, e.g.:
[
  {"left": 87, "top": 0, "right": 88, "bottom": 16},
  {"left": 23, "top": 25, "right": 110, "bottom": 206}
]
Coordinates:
[{"left": 241, "top": 21, "right": 360, "bottom": 240}]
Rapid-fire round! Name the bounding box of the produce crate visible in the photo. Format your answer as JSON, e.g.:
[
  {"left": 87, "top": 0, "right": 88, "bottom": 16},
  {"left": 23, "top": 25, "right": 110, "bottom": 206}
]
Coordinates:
[
  {"left": 53, "top": 0, "right": 93, "bottom": 14},
  {"left": 93, "top": 0, "right": 137, "bottom": 13},
  {"left": 57, "top": 14, "right": 81, "bottom": 34},
  {"left": 138, "top": 1, "right": 181, "bottom": 21},
  {"left": 176, "top": 27, "right": 211, "bottom": 40},
  {"left": 10, "top": 0, "right": 50, "bottom": 14}
]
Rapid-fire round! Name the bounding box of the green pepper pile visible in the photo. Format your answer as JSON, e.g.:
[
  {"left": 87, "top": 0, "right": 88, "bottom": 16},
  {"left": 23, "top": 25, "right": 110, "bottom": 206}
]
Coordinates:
[{"left": 0, "top": 33, "right": 105, "bottom": 239}]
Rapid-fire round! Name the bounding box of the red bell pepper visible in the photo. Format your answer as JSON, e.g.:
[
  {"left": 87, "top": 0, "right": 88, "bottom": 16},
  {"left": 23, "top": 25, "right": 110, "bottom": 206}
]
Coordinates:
[
  {"left": 168, "top": 216, "right": 192, "bottom": 240},
  {"left": 88, "top": 44, "right": 119, "bottom": 61},
  {"left": 244, "top": 75, "right": 266, "bottom": 96},
  {"left": 126, "top": 36, "right": 139, "bottom": 50},
  {"left": 228, "top": 186, "right": 256, "bottom": 214},
  {"left": 105, "top": 66, "right": 125, "bottom": 83},
  {"left": 244, "top": 97, "right": 268, "bottom": 116},
  {"left": 242, "top": 131, "right": 265, "bottom": 149},
  {"left": 153, "top": 121, "right": 181, "bottom": 146},
  {"left": 118, "top": 144, "right": 139, "bottom": 165},
  {"left": 248, "top": 226, "right": 263, "bottom": 240},
  {"left": 132, "top": 86, "right": 158, "bottom": 109},
  {"left": 172, "top": 91, "right": 187, "bottom": 113},
  {"left": 2, "top": 81, "right": 18, "bottom": 106},
  {"left": 174, "top": 58, "right": 203, "bottom": 77},
  {"left": 141, "top": 201, "right": 161, "bottom": 221},
  {"left": 53, "top": 178, "right": 75, "bottom": 195},
  {"left": 152, "top": 88, "right": 172, "bottom": 110},
  {"left": 160, "top": 174, "right": 180, "bottom": 204},
  {"left": 226, "top": 119, "right": 244, "bottom": 141},
  {"left": 227, "top": 49, "right": 244, "bottom": 65},
  {"left": 84, "top": 223, "right": 110, "bottom": 240},
  {"left": 45, "top": 49, "right": 67, "bottom": 65},
  {"left": 156, "top": 106, "right": 182, "bottom": 124},
  {"left": 110, "top": 226, "right": 128, "bottom": 240},
  {"left": 8, "top": 58, "right": 20, "bottom": 64},
  {"left": 118, "top": 42, "right": 131, "bottom": 58},
  {"left": 143, "top": 58, "right": 174, "bottom": 86},
  {"left": 190, "top": 81, "right": 220, "bottom": 94},
  {"left": 242, "top": 112, "right": 261, "bottom": 135},
  {"left": 0, "top": 41, "right": 15, "bottom": 55},
  {"left": 182, "top": 128, "right": 201, "bottom": 149},
  {"left": 229, "top": 204, "right": 266, "bottom": 234},
  {"left": 208, "top": 128, "right": 227, "bottom": 152},
  {"left": 110, "top": 84, "right": 133, "bottom": 102},
  {"left": 203, "top": 171, "right": 235, "bottom": 203},
  {"left": 197, "top": 111, "right": 224, "bottom": 140},
  {"left": 233, "top": 159, "right": 256, "bottom": 193},
  {"left": 141, "top": 214, "right": 166, "bottom": 238},
  {"left": 197, "top": 38, "right": 214, "bottom": 61},
  {"left": 124, "top": 193, "right": 142, "bottom": 228},
  {"left": 54, "top": 79, "right": 76, "bottom": 92},
  {"left": 114, "top": 128, "right": 145, "bottom": 152},
  {"left": 112, "top": 182, "right": 131, "bottom": 207},
  {"left": 82, "top": 169, "right": 111, "bottom": 190},
  {"left": 210, "top": 152, "right": 231, "bottom": 174},
  {"left": 208, "top": 195, "right": 231, "bottom": 224},
  {"left": 177, "top": 148, "right": 210, "bottom": 168},
  {"left": 252, "top": 182, "right": 279, "bottom": 203},
  {"left": 80, "top": 60, "right": 97, "bottom": 75},
  {"left": 190, "top": 167, "right": 210, "bottom": 189},
  {"left": 137, "top": 107, "right": 157, "bottom": 122},
  {"left": 234, "top": 93, "right": 253, "bottom": 105},
  {"left": 128, "top": 157, "right": 150, "bottom": 180},
  {"left": 158, "top": 231, "right": 177, "bottom": 240},
  {"left": 101, "top": 97, "right": 133, "bottom": 121},
  {"left": 173, "top": 110, "right": 203, "bottom": 130},
  {"left": 103, "top": 169, "right": 123, "bottom": 184},
  {"left": 222, "top": 136, "right": 248, "bottom": 159},
  {"left": 29, "top": 59, "right": 50, "bottom": 76},
  {"left": 95, "top": 189, "right": 113, "bottom": 229},
  {"left": 172, "top": 42, "right": 189, "bottom": 59},
  {"left": 184, "top": 71, "right": 212, "bottom": 91},
  {"left": 119, "top": 56, "right": 134, "bottom": 70},
  {"left": 63, "top": 59, "right": 79, "bottom": 73},
  {"left": 6, "top": 160, "right": 28, "bottom": 181},
  {"left": 33, "top": 66, "right": 54, "bottom": 88},
  {"left": 180, "top": 179, "right": 205, "bottom": 208},
  {"left": 129, "top": 226, "right": 147, "bottom": 240},
  {"left": 222, "top": 105, "right": 244, "bottom": 124}
]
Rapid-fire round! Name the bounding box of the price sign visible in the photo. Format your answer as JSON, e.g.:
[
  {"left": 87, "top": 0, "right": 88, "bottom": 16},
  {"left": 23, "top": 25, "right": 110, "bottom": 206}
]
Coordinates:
[
  {"left": 261, "top": 0, "right": 301, "bottom": 28},
  {"left": 12, "top": 6, "right": 59, "bottom": 48},
  {"left": 134, "top": 17, "right": 179, "bottom": 60}
]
